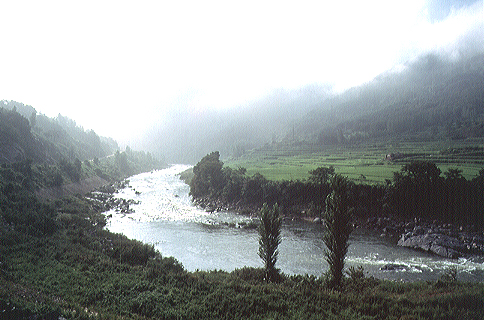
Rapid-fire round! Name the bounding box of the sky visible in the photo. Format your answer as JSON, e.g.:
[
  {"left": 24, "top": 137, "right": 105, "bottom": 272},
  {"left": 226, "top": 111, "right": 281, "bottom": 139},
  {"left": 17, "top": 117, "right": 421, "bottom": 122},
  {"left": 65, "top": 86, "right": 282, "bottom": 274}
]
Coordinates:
[{"left": 0, "top": 0, "right": 483, "bottom": 143}]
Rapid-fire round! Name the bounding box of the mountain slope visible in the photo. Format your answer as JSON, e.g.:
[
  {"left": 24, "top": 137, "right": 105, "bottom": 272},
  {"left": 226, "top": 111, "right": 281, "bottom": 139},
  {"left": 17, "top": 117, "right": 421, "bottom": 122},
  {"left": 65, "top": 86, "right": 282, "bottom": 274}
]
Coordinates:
[
  {"left": 293, "top": 53, "right": 484, "bottom": 145},
  {"left": 0, "top": 100, "right": 118, "bottom": 164}
]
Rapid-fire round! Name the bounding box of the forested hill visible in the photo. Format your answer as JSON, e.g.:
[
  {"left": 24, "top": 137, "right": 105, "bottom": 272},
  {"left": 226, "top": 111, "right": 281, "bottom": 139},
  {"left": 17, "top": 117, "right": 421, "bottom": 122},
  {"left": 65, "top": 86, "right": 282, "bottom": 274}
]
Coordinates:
[
  {"left": 291, "top": 53, "right": 484, "bottom": 145},
  {"left": 0, "top": 100, "right": 118, "bottom": 164},
  {"left": 0, "top": 99, "right": 166, "bottom": 214}
]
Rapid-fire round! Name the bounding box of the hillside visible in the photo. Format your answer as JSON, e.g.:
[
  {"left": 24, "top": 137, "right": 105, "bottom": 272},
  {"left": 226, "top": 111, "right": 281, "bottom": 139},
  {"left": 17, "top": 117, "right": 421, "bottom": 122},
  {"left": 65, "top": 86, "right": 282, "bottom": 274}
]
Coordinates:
[
  {"left": 139, "top": 53, "right": 484, "bottom": 164},
  {"left": 1, "top": 100, "right": 118, "bottom": 165},
  {"left": 0, "top": 102, "right": 165, "bottom": 201},
  {"left": 290, "top": 53, "right": 484, "bottom": 146}
]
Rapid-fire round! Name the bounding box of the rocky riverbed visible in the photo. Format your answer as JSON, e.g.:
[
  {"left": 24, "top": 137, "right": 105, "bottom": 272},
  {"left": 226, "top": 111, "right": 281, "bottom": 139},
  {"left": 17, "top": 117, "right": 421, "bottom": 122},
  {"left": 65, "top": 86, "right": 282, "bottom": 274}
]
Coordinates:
[
  {"left": 86, "top": 180, "right": 140, "bottom": 214},
  {"left": 365, "top": 217, "right": 484, "bottom": 259}
]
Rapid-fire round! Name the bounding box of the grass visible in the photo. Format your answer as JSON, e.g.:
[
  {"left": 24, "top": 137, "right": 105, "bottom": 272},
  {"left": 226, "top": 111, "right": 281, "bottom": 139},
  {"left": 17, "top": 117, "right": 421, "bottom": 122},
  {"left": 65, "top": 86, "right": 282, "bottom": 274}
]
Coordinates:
[{"left": 225, "top": 139, "right": 484, "bottom": 183}]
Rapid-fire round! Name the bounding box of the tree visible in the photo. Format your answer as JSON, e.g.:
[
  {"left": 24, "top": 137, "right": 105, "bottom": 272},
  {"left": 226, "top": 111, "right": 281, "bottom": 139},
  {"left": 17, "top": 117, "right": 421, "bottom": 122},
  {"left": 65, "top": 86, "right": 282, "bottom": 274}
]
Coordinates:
[
  {"left": 389, "top": 160, "right": 443, "bottom": 220},
  {"left": 309, "top": 166, "right": 335, "bottom": 213},
  {"left": 190, "top": 151, "right": 224, "bottom": 199},
  {"left": 258, "top": 203, "right": 282, "bottom": 282},
  {"left": 309, "top": 166, "right": 335, "bottom": 185},
  {"left": 29, "top": 111, "right": 37, "bottom": 128},
  {"left": 323, "top": 174, "right": 354, "bottom": 289}
]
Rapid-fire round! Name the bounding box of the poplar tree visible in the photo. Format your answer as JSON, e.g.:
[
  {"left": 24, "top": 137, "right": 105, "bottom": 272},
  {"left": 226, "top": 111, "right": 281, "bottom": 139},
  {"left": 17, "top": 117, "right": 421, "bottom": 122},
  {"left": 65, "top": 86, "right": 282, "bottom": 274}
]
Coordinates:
[
  {"left": 258, "top": 203, "right": 282, "bottom": 282},
  {"left": 323, "top": 174, "right": 354, "bottom": 289}
]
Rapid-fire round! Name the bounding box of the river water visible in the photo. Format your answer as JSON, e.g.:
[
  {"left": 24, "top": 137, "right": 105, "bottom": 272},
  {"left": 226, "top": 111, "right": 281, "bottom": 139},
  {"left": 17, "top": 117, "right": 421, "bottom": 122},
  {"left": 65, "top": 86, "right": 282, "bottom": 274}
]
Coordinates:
[{"left": 104, "top": 165, "right": 484, "bottom": 282}]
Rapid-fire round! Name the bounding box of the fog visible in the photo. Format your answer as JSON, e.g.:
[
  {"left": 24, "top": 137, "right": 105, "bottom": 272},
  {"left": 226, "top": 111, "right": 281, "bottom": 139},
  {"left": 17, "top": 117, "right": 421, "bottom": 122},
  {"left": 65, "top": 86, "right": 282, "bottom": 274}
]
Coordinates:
[
  {"left": 0, "top": 0, "right": 482, "bottom": 162},
  {"left": 137, "top": 84, "right": 332, "bottom": 163}
]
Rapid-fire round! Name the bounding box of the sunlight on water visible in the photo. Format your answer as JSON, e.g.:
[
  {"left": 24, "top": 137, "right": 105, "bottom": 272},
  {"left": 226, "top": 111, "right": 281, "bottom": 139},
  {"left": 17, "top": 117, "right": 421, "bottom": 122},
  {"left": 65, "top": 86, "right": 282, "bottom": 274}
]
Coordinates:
[{"left": 104, "top": 165, "right": 484, "bottom": 282}]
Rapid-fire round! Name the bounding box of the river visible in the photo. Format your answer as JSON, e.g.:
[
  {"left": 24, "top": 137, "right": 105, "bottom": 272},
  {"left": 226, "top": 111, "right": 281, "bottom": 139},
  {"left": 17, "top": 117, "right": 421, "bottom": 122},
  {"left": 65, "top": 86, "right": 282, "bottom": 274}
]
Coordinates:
[{"left": 104, "top": 165, "right": 484, "bottom": 282}]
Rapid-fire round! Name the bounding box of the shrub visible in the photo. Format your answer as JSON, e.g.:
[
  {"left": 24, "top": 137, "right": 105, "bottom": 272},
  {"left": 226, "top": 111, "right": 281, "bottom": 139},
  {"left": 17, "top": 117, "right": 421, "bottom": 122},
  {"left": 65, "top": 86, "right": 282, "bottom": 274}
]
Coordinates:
[
  {"left": 231, "top": 267, "right": 265, "bottom": 284},
  {"left": 439, "top": 266, "right": 458, "bottom": 284},
  {"left": 146, "top": 256, "right": 184, "bottom": 278}
]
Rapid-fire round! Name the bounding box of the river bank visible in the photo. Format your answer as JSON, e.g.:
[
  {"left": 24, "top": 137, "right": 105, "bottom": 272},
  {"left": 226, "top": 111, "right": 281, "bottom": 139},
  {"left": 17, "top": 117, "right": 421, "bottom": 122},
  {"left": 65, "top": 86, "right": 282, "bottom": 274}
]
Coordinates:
[
  {"left": 187, "top": 191, "right": 484, "bottom": 262},
  {"left": 181, "top": 162, "right": 484, "bottom": 262},
  {"left": 99, "top": 167, "right": 484, "bottom": 283},
  {"left": 3, "top": 165, "right": 484, "bottom": 319}
]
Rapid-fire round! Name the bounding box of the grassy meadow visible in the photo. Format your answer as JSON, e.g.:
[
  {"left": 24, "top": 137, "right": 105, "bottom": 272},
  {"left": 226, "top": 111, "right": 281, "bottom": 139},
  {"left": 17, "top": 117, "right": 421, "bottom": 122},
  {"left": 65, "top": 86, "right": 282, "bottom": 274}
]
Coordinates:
[{"left": 225, "top": 139, "right": 484, "bottom": 183}]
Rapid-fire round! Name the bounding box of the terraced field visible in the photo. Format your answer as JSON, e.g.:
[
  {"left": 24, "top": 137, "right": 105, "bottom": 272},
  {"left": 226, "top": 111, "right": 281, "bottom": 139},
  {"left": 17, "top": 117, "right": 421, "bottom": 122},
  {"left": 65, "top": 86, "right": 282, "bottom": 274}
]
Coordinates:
[{"left": 224, "top": 139, "right": 484, "bottom": 183}]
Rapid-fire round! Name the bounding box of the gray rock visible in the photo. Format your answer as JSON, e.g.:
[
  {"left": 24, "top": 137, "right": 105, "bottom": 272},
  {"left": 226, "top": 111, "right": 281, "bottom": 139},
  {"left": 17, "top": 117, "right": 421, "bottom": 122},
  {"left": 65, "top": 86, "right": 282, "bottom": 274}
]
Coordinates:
[
  {"left": 397, "top": 232, "right": 465, "bottom": 259},
  {"left": 380, "top": 263, "right": 407, "bottom": 271}
]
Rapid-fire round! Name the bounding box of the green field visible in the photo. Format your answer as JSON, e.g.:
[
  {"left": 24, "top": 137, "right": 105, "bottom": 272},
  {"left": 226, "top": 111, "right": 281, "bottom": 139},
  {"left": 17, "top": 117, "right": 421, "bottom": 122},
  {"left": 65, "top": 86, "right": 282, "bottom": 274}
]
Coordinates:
[{"left": 225, "top": 139, "right": 484, "bottom": 183}]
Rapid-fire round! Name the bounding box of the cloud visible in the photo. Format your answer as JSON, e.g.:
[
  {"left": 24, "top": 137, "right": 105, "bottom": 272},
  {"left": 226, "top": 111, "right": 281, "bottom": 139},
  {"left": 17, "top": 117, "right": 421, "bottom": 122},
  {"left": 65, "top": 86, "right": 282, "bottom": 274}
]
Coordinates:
[{"left": 0, "top": 0, "right": 482, "bottom": 142}]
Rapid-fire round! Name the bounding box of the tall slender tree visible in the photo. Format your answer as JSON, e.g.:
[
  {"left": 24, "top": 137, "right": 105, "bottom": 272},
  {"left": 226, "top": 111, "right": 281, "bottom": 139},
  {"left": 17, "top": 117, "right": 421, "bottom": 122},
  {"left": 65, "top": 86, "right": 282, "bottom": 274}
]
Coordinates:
[
  {"left": 258, "top": 203, "right": 282, "bottom": 282},
  {"left": 323, "top": 174, "right": 354, "bottom": 289}
]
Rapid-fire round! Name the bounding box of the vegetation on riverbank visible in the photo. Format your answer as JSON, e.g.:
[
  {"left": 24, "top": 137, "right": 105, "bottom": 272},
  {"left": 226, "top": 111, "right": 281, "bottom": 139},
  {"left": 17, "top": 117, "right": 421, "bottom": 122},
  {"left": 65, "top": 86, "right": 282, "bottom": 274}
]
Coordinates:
[
  {"left": 2, "top": 147, "right": 483, "bottom": 318},
  {"left": 190, "top": 151, "right": 484, "bottom": 229},
  {"left": 2, "top": 95, "right": 484, "bottom": 318},
  {"left": 2, "top": 211, "right": 484, "bottom": 320}
]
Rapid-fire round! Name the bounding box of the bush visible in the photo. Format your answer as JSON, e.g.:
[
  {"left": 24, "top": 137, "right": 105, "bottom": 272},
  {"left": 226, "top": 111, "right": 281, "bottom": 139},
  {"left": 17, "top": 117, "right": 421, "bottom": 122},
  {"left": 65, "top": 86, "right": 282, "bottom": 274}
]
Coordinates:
[
  {"left": 346, "top": 265, "right": 365, "bottom": 281},
  {"left": 106, "top": 233, "right": 156, "bottom": 266},
  {"left": 438, "top": 266, "right": 458, "bottom": 285},
  {"left": 230, "top": 267, "right": 265, "bottom": 284},
  {"left": 146, "top": 256, "right": 184, "bottom": 278}
]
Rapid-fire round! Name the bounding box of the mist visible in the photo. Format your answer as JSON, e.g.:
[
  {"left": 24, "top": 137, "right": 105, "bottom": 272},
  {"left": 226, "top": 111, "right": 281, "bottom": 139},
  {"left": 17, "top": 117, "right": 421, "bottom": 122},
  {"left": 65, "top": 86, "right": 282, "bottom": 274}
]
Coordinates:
[
  {"left": 135, "top": 84, "right": 333, "bottom": 163},
  {"left": 0, "top": 0, "right": 482, "bottom": 159},
  {"left": 128, "top": 0, "right": 484, "bottom": 164}
]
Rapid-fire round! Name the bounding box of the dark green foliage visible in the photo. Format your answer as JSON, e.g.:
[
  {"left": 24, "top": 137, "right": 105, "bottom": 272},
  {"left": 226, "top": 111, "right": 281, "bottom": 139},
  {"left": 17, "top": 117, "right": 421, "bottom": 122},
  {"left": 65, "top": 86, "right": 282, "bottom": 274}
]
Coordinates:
[
  {"left": 439, "top": 266, "right": 458, "bottom": 284},
  {"left": 192, "top": 154, "right": 484, "bottom": 228},
  {"left": 59, "top": 158, "right": 82, "bottom": 182},
  {"left": 108, "top": 233, "right": 157, "bottom": 266},
  {"left": 309, "top": 166, "right": 335, "bottom": 214},
  {"left": 146, "top": 256, "right": 184, "bottom": 279},
  {"left": 346, "top": 265, "right": 365, "bottom": 281},
  {"left": 230, "top": 267, "right": 265, "bottom": 284},
  {"left": 115, "top": 150, "right": 130, "bottom": 174},
  {"left": 51, "top": 170, "right": 63, "bottom": 186},
  {"left": 190, "top": 151, "right": 225, "bottom": 199},
  {"left": 0, "top": 161, "right": 58, "bottom": 236},
  {"left": 0, "top": 191, "right": 57, "bottom": 236},
  {"left": 258, "top": 203, "right": 282, "bottom": 282},
  {"left": 323, "top": 174, "right": 354, "bottom": 289},
  {"left": 309, "top": 166, "right": 335, "bottom": 185},
  {"left": 220, "top": 166, "right": 245, "bottom": 203},
  {"left": 387, "top": 160, "right": 484, "bottom": 227},
  {"left": 242, "top": 172, "right": 267, "bottom": 205},
  {"left": 190, "top": 152, "right": 324, "bottom": 213}
]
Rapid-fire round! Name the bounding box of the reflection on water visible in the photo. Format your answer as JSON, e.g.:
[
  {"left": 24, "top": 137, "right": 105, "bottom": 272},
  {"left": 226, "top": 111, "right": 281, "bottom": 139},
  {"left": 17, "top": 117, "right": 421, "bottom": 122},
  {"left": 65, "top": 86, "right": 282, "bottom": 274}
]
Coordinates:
[{"left": 105, "top": 165, "right": 484, "bottom": 282}]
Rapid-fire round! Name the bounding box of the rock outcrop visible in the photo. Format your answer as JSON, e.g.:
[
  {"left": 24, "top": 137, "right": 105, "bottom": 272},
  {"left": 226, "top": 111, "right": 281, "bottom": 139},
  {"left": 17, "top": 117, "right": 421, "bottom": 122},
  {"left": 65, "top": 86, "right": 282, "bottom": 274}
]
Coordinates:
[
  {"left": 365, "top": 217, "right": 484, "bottom": 259},
  {"left": 397, "top": 226, "right": 484, "bottom": 259},
  {"left": 398, "top": 232, "right": 463, "bottom": 259}
]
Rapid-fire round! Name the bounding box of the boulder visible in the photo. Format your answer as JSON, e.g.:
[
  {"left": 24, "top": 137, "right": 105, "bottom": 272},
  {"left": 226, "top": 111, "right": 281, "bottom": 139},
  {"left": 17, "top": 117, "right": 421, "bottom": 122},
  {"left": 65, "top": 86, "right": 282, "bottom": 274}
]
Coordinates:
[
  {"left": 398, "top": 232, "right": 466, "bottom": 259},
  {"left": 380, "top": 263, "right": 407, "bottom": 271}
]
